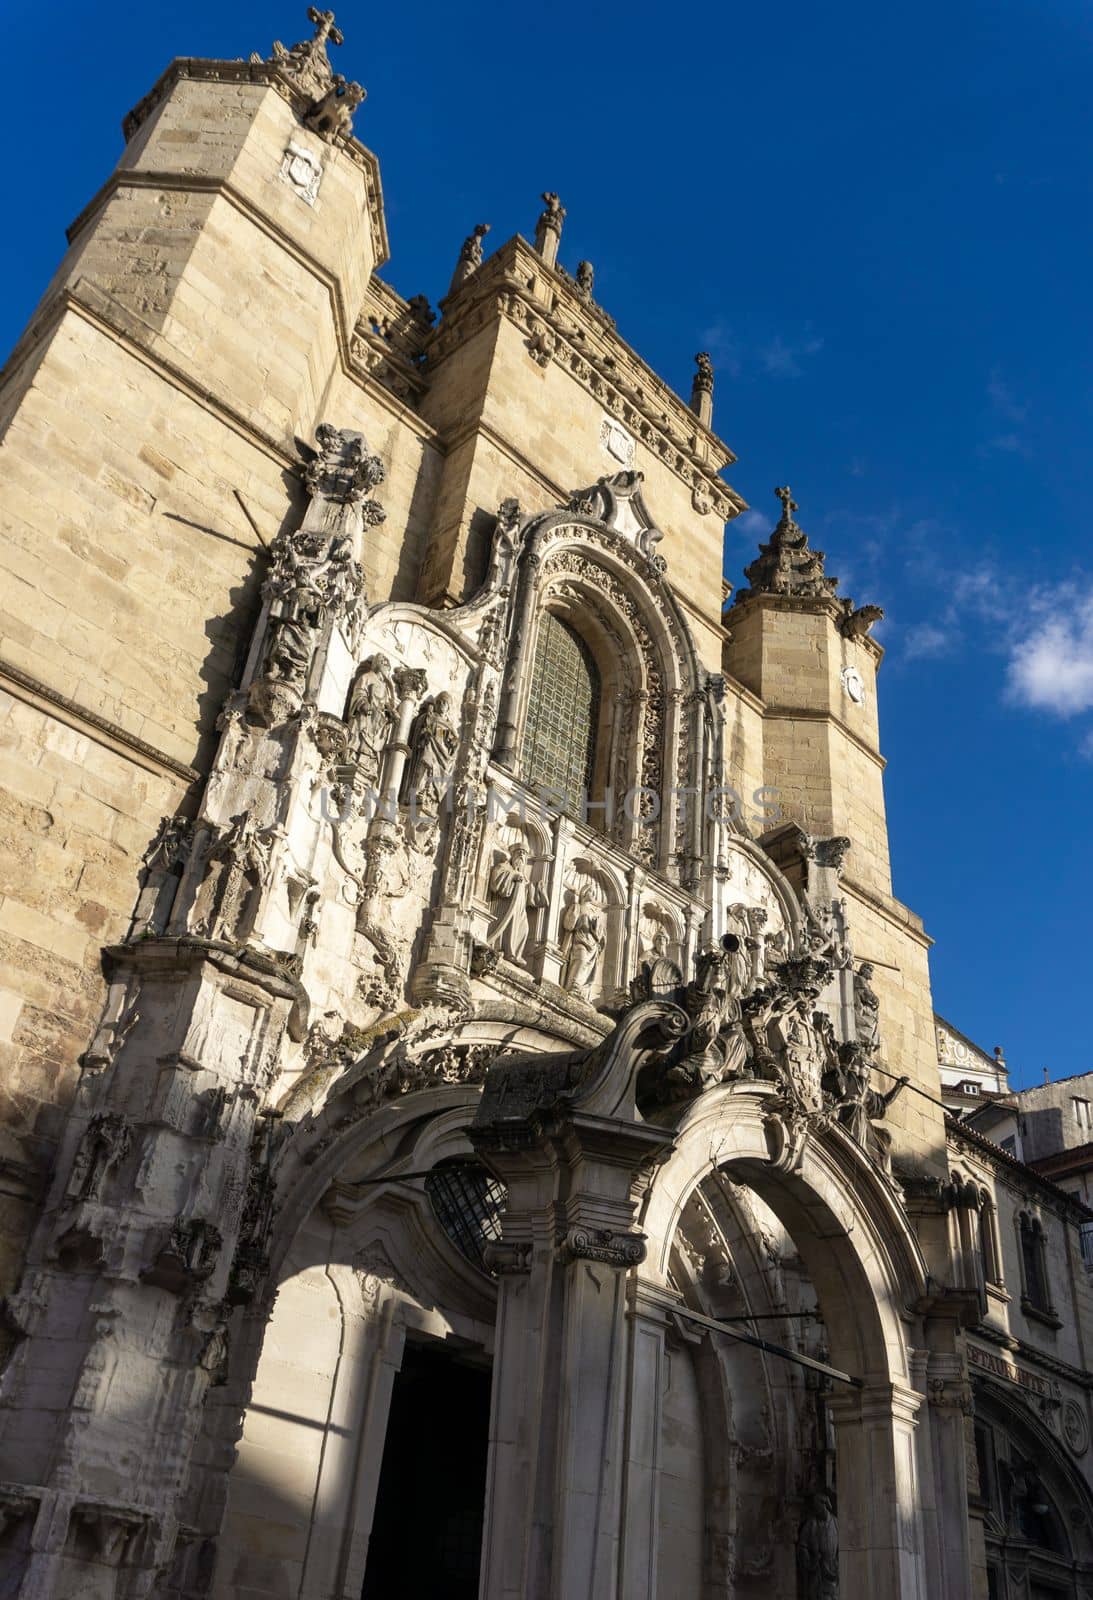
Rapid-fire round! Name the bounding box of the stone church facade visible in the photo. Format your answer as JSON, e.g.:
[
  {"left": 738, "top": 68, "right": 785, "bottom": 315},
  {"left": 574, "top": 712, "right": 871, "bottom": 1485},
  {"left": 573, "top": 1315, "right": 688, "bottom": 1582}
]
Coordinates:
[{"left": 0, "top": 13, "right": 1091, "bottom": 1599}]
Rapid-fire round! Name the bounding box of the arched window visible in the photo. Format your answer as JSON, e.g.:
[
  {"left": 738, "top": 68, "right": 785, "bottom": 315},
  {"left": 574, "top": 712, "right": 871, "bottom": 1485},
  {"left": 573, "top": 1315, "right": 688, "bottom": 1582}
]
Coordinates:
[
  {"left": 521, "top": 612, "right": 600, "bottom": 816},
  {"left": 979, "top": 1192, "right": 1003, "bottom": 1288},
  {"left": 1018, "top": 1212, "right": 1053, "bottom": 1317}
]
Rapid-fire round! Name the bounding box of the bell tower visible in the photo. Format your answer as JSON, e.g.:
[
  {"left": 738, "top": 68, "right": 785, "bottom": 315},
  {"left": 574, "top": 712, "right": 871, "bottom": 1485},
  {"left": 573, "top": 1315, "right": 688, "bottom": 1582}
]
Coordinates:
[
  {"left": 724, "top": 487, "right": 889, "bottom": 895},
  {"left": 724, "top": 489, "right": 945, "bottom": 1154}
]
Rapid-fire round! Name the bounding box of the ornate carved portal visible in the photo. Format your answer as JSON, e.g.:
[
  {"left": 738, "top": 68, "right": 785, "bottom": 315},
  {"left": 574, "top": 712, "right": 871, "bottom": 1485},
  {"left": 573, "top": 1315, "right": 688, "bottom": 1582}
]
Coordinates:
[{"left": 0, "top": 421, "right": 945, "bottom": 1600}]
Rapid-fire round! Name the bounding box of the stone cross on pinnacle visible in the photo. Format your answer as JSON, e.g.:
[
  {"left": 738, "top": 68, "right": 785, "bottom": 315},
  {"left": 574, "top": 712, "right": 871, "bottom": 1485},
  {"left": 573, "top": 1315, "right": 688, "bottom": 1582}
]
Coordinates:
[
  {"left": 306, "top": 7, "right": 344, "bottom": 50},
  {"left": 775, "top": 485, "right": 798, "bottom": 522}
]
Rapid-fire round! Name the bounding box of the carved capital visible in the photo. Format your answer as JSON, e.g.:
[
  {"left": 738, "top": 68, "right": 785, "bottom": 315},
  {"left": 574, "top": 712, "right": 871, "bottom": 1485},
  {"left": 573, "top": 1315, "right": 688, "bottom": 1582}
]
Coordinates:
[
  {"left": 560, "top": 1226, "right": 646, "bottom": 1269},
  {"left": 482, "top": 1240, "right": 533, "bottom": 1275}
]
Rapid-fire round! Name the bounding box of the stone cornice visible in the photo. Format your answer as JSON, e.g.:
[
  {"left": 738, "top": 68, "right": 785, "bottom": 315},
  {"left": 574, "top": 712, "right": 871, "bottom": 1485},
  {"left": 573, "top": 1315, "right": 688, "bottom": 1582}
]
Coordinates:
[
  {"left": 946, "top": 1113, "right": 1093, "bottom": 1223},
  {"left": 720, "top": 670, "right": 765, "bottom": 717},
  {"left": 119, "top": 56, "right": 389, "bottom": 265},
  {"left": 0, "top": 657, "right": 200, "bottom": 787},
  {"left": 729, "top": 590, "right": 886, "bottom": 667},
  {"left": 840, "top": 876, "right": 933, "bottom": 951},
  {"left": 968, "top": 1326, "right": 1093, "bottom": 1391},
  {"left": 425, "top": 237, "right": 747, "bottom": 525}
]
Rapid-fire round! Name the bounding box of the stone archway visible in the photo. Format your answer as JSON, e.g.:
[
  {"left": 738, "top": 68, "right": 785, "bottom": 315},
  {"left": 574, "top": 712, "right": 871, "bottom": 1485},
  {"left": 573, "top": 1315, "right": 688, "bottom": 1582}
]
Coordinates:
[
  {"left": 634, "top": 1083, "right": 933, "bottom": 1598},
  {"left": 199, "top": 1087, "right": 501, "bottom": 1600}
]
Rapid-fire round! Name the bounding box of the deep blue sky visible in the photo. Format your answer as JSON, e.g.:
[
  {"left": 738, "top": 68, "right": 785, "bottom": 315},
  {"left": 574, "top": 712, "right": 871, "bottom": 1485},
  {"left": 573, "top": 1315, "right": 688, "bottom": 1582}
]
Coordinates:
[{"left": 3, "top": 1, "right": 1091, "bottom": 1089}]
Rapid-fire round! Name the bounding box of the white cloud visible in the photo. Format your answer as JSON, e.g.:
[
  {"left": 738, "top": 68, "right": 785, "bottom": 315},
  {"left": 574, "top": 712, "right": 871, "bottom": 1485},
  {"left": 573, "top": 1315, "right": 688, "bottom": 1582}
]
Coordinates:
[
  {"left": 951, "top": 566, "right": 1011, "bottom": 624},
  {"left": 901, "top": 622, "right": 951, "bottom": 660},
  {"left": 1007, "top": 593, "right": 1093, "bottom": 717}
]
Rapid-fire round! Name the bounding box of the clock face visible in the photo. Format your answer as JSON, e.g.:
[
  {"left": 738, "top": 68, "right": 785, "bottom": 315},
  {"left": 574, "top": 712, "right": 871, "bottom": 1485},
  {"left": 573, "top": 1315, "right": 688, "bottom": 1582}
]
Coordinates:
[{"left": 841, "top": 666, "right": 865, "bottom": 705}]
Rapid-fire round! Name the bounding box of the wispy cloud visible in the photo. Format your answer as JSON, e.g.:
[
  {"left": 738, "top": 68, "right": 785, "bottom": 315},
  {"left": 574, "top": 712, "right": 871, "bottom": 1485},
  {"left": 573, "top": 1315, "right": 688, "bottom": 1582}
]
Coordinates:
[
  {"left": 733, "top": 508, "right": 771, "bottom": 541},
  {"left": 987, "top": 369, "right": 1026, "bottom": 423},
  {"left": 981, "top": 367, "right": 1031, "bottom": 456},
  {"left": 950, "top": 565, "right": 1011, "bottom": 624},
  {"left": 895, "top": 530, "right": 1093, "bottom": 748},
  {"left": 760, "top": 332, "right": 825, "bottom": 378},
  {"left": 901, "top": 621, "right": 951, "bottom": 660},
  {"left": 699, "top": 322, "right": 824, "bottom": 382},
  {"left": 697, "top": 321, "right": 742, "bottom": 379}
]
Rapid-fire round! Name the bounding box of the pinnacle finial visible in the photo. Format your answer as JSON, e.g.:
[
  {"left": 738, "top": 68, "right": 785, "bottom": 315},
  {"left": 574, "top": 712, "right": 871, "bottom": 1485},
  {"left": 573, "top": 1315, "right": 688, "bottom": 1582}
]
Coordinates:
[
  {"left": 690, "top": 353, "right": 714, "bottom": 425},
  {"left": 534, "top": 192, "right": 565, "bottom": 267},
  {"left": 306, "top": 7, "right": 343, "bottom": 47},
  {"left": 260, "top": 6, "right": 359, "bottom": 120},
  {"left": 448, "top": 223, "right": 492, "bottom": 297},
  {"left": 775, "top": 485, "right": 798, "bottom": 522}
]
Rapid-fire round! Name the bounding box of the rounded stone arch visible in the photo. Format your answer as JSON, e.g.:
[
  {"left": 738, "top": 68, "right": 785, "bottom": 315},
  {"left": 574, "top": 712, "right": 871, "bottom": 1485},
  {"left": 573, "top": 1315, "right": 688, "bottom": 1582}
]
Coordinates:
[
  {"left": 641, "top": 1084, "right": 928, "bottom": 1383},
  {"left": 714, "top": 833, "right": 804, "bottom": 954},
  {"left": 639, "top": 1084, "right": 934, "bottom": 1592},
  {"left": 658, "top": 1165, "right": 809, "bottom": 1594},
  {"left": 973, "top": 1377, "right": 1093, "bottom": 1582},
  {"left": 494, "top": 507, "right": 709, "bottom": 878},
  {"left": 209, "top": 1089, "right": 502, "bottom": 1600}
]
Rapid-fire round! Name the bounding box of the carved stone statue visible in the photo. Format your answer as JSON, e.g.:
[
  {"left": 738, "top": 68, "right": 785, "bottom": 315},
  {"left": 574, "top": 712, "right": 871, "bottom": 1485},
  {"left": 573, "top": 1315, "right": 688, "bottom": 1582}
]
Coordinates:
[
  {"left": 191, "top": 814, "right": 273, "bottom": 943},
  {"left": 634, "top": 927, "right": 683, "bottom": 998},
  {"left": 487, "top": 842, "right": 547, "bottom": 963},
  {"left": 403, "top": 691, "right": 459, "bottom": 817},
  {"left": 449, "top": 223, "right": 491, "bottom": 296},
  {"left": 561, "top": 885, "right": 605, "bottom": 998},
  {"left": 66, "top": 1114, "right": 132, "bottom": 1204},
  {"left": 534, "top": 192, "right": 566, "bottom": 267},
  {"left": 826, "top": 1045, "right": 909, "bottom": 1151},
  {"left": 670, "top": 934, "right": 749, "bottom": 1089},
  {"left": 796, "top": 1491, "right": 838, "bottom": 1599},
  {"left": 838, "top": 600, "right": 884, "bottom": 640},
  {"left": 575, "top": 260, "right": 595, "bottom": 299},
  {"left": 853, "top": 961, "right": 881, "bottom": 1054},
  {"left": 264, "top": 548, "right": 326, "bottom": 683},
  {"left": 735, "top": 487, "right": 840, "bottom": 604},
  {"left": 305, "top": 75, "right": 365, "bottom": 140},
  {"left": 805, "top": 895, "right": 851, "bottom": 969},
  {"left": 346, "top": 654, "right": 396, "bottom": 783},
  {"left": 407, "top": 293, "right": 435, "bottom": 328}
]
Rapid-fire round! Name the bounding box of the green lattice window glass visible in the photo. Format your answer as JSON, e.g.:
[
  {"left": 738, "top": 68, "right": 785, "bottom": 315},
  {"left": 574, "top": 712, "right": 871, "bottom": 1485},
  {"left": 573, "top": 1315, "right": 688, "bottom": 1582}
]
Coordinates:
[{"left": 521, "top": 612, "right": 600, "bottom": 815}]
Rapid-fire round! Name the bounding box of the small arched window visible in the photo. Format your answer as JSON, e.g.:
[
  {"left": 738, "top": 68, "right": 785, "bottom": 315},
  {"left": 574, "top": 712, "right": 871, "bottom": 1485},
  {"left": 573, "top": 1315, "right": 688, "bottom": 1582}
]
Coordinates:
[
  {"left": 1018, "top": 1212, "right": 1053, "bottom": 1316},
  {"left": 521, "top": 612, "right": 600, "bottom": 816},
  {"left": 979, "top": 1192, "right": 1003, "bottom": 1288}
]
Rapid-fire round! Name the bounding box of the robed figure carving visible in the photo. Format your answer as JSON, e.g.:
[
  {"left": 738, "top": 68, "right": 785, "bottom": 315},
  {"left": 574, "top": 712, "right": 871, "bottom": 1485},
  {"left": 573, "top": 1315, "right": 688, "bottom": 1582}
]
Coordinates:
[
  {"left": 561, "top": 885, "right": 606, "bottom": 998},
  {"left": 403, "top": 692, "right": 459, "bottom": 816},
  {"left": 346, "top": 654, "right": 396, "bottom": 783},
  {"left": 797, "top": 1492, "right": 838, "bottom": 1599},
  {"left": 488, "top": 842, "right": 547, "bottom": 963}
]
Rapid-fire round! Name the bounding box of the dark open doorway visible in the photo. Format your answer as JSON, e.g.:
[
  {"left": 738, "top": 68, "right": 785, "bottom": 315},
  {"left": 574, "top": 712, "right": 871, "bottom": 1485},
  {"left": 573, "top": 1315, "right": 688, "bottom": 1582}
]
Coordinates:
[{"left": 361, "top": 1338, "right": 492, "bottom": 1600}]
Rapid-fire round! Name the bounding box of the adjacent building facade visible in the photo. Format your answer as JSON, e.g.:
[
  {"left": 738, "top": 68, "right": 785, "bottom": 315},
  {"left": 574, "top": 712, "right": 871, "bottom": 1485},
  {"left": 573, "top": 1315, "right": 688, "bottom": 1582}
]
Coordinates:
[{"left": 0, "top": 13, "right": 1091, "bottom": 1598}]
